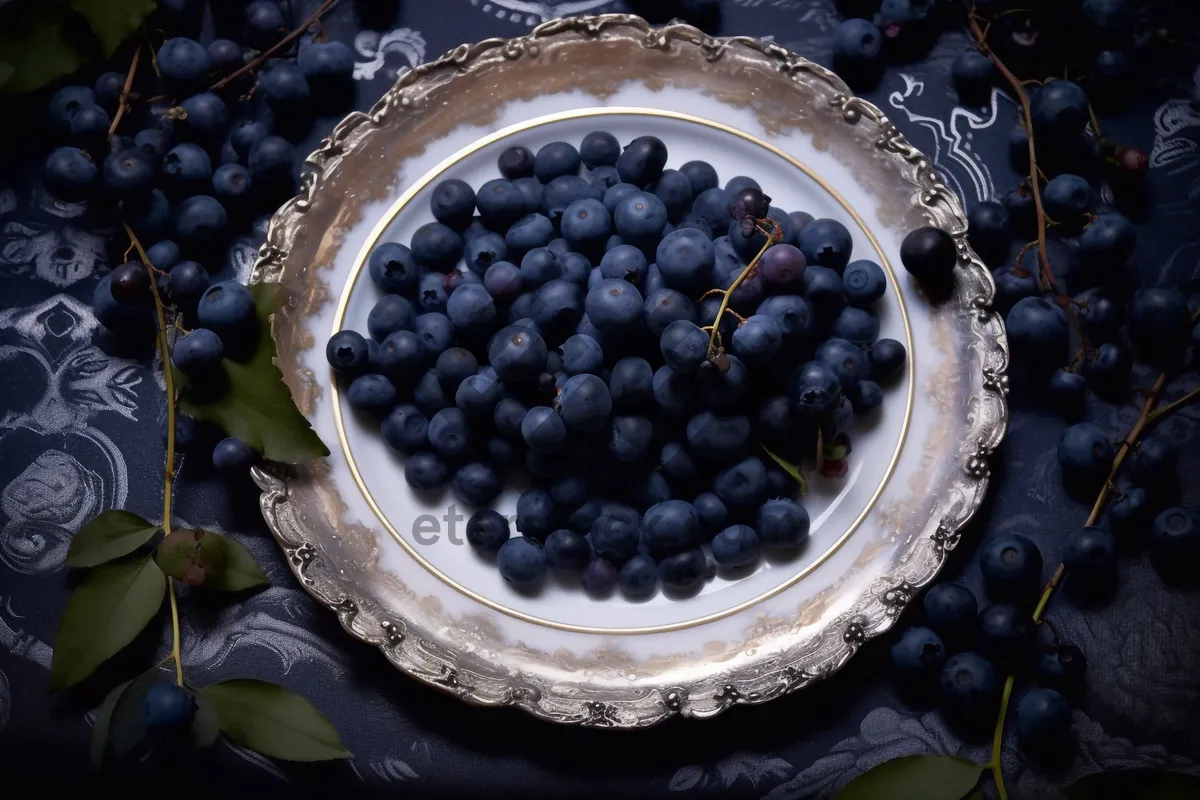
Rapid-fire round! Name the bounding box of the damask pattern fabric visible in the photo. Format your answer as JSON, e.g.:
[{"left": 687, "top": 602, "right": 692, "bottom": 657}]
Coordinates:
[{"left": 1, "top": 1, "right": 1199, "bottom": 795}]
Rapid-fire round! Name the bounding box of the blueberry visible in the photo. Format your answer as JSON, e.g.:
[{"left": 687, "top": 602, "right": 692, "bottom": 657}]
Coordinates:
[
  {"left": 559, "top": 374, "right": 612, "bottom": 433},
  {"left": 505, "top": 214, "right": 553, "bottom": 257},
  {"left": 658, "top": 547, "right": 707, "bottom": 592},
  {"left": 1130, "top": 288, "right": 1191, "bottom": 369},
  {"left": 445, "top": 283, "right": 497, "bottom": 334},
  {"left": 651, "top": 365, "right": 693, "bottom": 418},
  {"left": 575, "top": 557, "right": 616, "bottom": 597},
  {"left": 476, "top": 178, "right": 526, "bottom": 229},
  {"left": 426, "top": 407, "right": 471, "bottom": 460},
  {"left": 678, "top": 160, "right": 719, "bottom": 196},
  {"left": 537, "top": 529, "right": 587, "bottom": 572},
  {"left": 413, "top": 312, "right": 455, "bottom": 358},
  {"left": 615, "top": 135, "right": 668, "bottom": 187},
  {"left": 347, "top": 373, "right": 397, "bottom": 415},
  {"left": 801, "top": 267, "right": 846, "bottom": 318},
  {"left": 638, "top": 500, "right": 698, "bottom": 558},
  {"left": 788, "top": 362, "right": 842, "bottom": 418},
  {"left": 798, "top": 218, "right": 853, "bottom": 273},
  {"left": 515, "top": 489, "right": 558, "bottom": 541},
  {"left": 1108, "top": 487, "right": 1151, "bottom": 545},
  {"left": 207, "top": 39, "right": 243, "bottom": 73},
  {"left": 466, "top": 509, "right": 510, "bottom": 555},
  {"left": 167, "top": 261, "right": 210, "bottom": 309},
  {"left": 1150, "top": 506, "right": 1200, "bottom": 585},
  {"left": 995, "top": 265, "right": 1039, "bottom": 314},
  {"left": 47, "top": 85, "right": 95, "bottom": 135},
  {"left": 613, "top": 554, "right": 657, "bottom": 600},
  {"left": 533, "top": 278, "right": 585, "bottom": 341},
  {"left": 753, "top": 499, "right": 808, "bottom": 548},
  {"left": 561, "top": 198, "right": 612, "bottom": 252},
  {"left": 67, "top": 104, "right": 110, "bottom": 150},
  {"left": 511, "top": 176, "right": 544, "bottom": 217},
  {"left": 659, "top": 320, "right": 709, "bottom": 373},
  {"left": 451, "top": 462, "right": 502, "bottom": 507},
  {"left": 157, "top": 38, "right": 212, "bottom": 90},
  {"left": 978, "top": 603, "right": 1032, "bottom": 669},
  {"left": 170, "top": 328, "right": 223, "bottom": 377},
  {"left": 298, "top": 40, "right": 355, "bottom": 102},
  {"left": 979, "top": 533, "right": 1042, "bottom": 603},
  {"left": 848, "top": 380, "right": 883, "bottom": 414},
  {"left": 684, "top": 410, "right": 748, "bottom": 461},
  {"left": 557, "top": 251, "right": 591, "bottom": 285},
  {"left": 1030, "top": 80, "right": 1088, "bottom": 142},
  {"left": 489, "top": 324, "right": 548, "bottom": 382},
  {"left": 497, "top": 537, "right": 546, "bottom": 587},
  {"left": 939, "top": 652, "right": 998, "bottom": 709},
  {"left": 923, "top": 584, "right": 977, "bottom": 643},
  {"left": 534, "top": 141, "right": 581, "bottom": 183},
  {"left": 405, "top": 451, "right": 450, "bottom": 490},
  {"left": 1039, "top": 644, "right": 1086, "bottom": 700},
  {"left": 891, "top": 626, "right": 946, "bottom": 680},
  {"left": 711, "top": 525, "right": 761, "bottom": 568},
  {"left": 427, "top": 178, "right": 476, "bottom": 230},
  {"left": 493, "top": 397, "right": 527, "bottom": 438},
  {"left": 609, "top": 357, "right": 654, "bottom": 411},
  {"left": 197, "top": 281, "right": 255, "bottom": 340},
  {"left": 1058, "top": 423, "right": 1114, "bottom": 488},
  {"left": 952, "top": 49, "right": 996, "bottom": 107},
  {"left": 409, "top": 222, "right": 463, "bottom": 271},
  {"left": 43, "top": 147, "right": 98, "bottom": 203},
  {"left": 142, "top": 684, "right": 196, "bottom": 729},
  {"left": 212, "top": 164, "right": 252, "bottom": 212},
  {"left": 229, "top": 120, "right": 270, "bottom": 165},
  {"left": 548, "top": 476, "right": 589, "bottom": 509},
  {"left": 178, "top": 93, "right": 229, "bottom": 145},
  {"left": 1043, "top": 174, "right": 1092, "bottom": 224},
  {"left": 519, "top": 406, "right": 565, "bottom": 454},
  {"left": 842, "top": 260, "right": 887, "bottom": 307},
  {"left": 832, "top": 19, "right": 884, "bottom": 90},
  {"left": 103, "top": 148, "right": 156, "bottom": 201},
  {"left": 498, "top": 146, "right": 535, "bottom": 180},
  {"left": 1008, "top": 297, "right": 1069, "bottom": 374},
  {"left": 1080, "top": 213, "right": 1136, "bottom": 270},
  {"left": 759, "top": 296, "right": 817, "bottom": 349},
  {"left": 691, "top": 186, "right": 734, "bottom": 229},
  {"left": 519, "top": 248, "right": 561, "bottom": 289},
  {"left": 380, "top": 404, "right": 428, "bottom": 454},
  {"left": 900, "top": 226, "right": 956, "bottom": 289},
  {"left": 724, "top": 176, "right": 760, "bottom": 195},
  {"left": 652, "top": 169, "right": 694, "bottom": 221},
  {"left": 483, "top": 261, "right": 524, "bottom": 303},
  {"left": 816, "top": 338, "right": 869, "bottom": 390},
  {"left": 731, "top": 314, "right": 782, "bottom": 363},
  {"left": 608, "top": 414, "right": 655, "bottom": 462},
  {"left": 366, "top": 243, "right": 418, "bottom": 295},
  {"left": 585, "top": 279, "right": 644, "bottom": 338},
  {"left": 1084, "top": 343, "right": 1131, "bottom": 398},
  {"left": 1017, "top": 688, "right": 1072, "bottom": 753},
  {"left": 1078, "top": 291, "right": 1124, "bottom": 342},
  {"left": 614, "top": 192, "right": 669, "bottom": 247},
  {"left": 212, "top": 437, "right": 256, "bottom": 474},
  {"left": 247, "top": 136, "right": 296, "bottom": 191},
  {"left": 541, "top": 175, "right": 601, "bottom": 219},
  {"left": 1049, "top": 369, "right": 1087, "bottom": 421},
  {"left": 175, "top": 196, "right": 229, "bottom": 250},
  {"left": 1063, "top": 526, "right": 1118, "bottom": 594},
  {"left": 713, "top": 456, "right": 768, "bottom": 508},
  {"left": 658, "top": 229, "right": 716, "bottom": 293}
]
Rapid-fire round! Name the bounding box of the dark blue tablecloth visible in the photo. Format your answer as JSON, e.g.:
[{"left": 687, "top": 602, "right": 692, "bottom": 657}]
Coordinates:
[{"left": 2, "top": 1, "right": 1199, "bottom": 796}]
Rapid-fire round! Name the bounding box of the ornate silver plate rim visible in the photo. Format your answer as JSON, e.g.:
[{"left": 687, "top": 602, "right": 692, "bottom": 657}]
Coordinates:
[{"left": 248, "top": 14, "right": 1009, "bottom": 728}]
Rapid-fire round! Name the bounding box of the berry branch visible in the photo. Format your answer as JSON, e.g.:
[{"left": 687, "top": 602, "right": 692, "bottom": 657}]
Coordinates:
[
  {"left": 123, "top": 220, "right": 185, "bottom": 687},
  {"left": 702, "top": 220, "right": 778, "bottom": 358},
  {"left": 107, "top": 47, "right": 142, "bottom": 139},
  {"left": 209, "top": 0, "right": 340, "bottom": 93}
]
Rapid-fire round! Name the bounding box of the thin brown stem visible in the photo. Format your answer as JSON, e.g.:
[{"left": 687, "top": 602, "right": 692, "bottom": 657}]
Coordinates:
[
  {"left": 209, "top": 0, "right": 338, "bottom": 93},
  {"left": 987, "top": 675, "right": 1014, "bottom": 800},
  {"left": 107, "top": 48, "right": 142, "bottom": 139},
  {"left": 1145, "top": 386, "right": 1200, "bottom": 425},
  {"left": 1087, "top": 103, "right": 1104, "bottom": 142},
  {"left": 705, "top": 224, "right": 774, "bottom": 358}
]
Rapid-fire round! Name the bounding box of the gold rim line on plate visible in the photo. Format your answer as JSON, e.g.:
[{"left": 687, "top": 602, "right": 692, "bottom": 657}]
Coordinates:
[{"left": 328, "top": 106, "right": 916, "bottom": 635}]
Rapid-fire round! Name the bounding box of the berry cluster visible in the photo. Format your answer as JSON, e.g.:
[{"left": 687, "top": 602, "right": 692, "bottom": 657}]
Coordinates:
[
  {"left": 328, "top": 132, "right": 912, "bottom": 600},
  {"left": 43, "top": 2, "right": 356, "bottom": 478}
]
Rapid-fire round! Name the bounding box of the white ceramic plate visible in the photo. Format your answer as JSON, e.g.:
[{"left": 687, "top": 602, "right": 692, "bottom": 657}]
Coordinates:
[{"left": 251, "top": 15, "right": 1008, "bottom": 727}]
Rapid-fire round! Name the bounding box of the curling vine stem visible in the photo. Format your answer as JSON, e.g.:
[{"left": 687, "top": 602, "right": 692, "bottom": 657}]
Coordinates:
[
  {"left": 122, "top": 220, "right": 184, "bottom": 687},
  {"left": 705, "top": 222, "right": 776, "bottom": 358}
]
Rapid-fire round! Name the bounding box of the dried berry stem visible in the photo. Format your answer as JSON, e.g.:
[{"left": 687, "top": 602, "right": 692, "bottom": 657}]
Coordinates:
[
  {"left": 988, "top": 674, "right": 1014, "bottom": 800},
  {"left": 705, "top": 222, "right": 774, "bottom": 358},
  {"left": 106, "top": 47, "right": 142, "bottom": 139},
  {"left": 122, "top": 220, "right": 184, "bottom": 686},
  {"left": 208, "top": 0, "right": 340, "bottom": 93}
]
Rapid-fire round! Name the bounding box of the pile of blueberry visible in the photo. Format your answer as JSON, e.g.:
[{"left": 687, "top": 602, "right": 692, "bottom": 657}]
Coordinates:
[
  {"left": 326, "top": 131, "right": 925, "bottom": 600},
  {"left": 41, "top": 2, "right": 357, "bottom": 478}
]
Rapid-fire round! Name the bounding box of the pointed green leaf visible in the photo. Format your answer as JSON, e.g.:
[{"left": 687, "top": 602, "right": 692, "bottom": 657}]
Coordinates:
[
  {"left": 835, "top": 755, "right": 984, "bottom": 800},
  {"left": 68, "top": 510, "right": 160, "bottom": 568},
  {"left": 179, "top": 283, "right": 329, "bottom": 464},
  {"left": 1064, "top": 769, "right": 1200, "bottom": 799},
  {"left": 761, "top": 445, "right": 808, "bottom": 495},
  {"left": 91, "top": 679, "right": 133, "bottom": 768},
  {"left": 202, "top": 534, "right": 269, "bottom": 592},
  {"left": 66, "top": 0, "right": 158, "bottom": 56},
  {"left": 50, "top": 556, "right": 165, "bottom": 690},
  {"left": 0, "top": 7, "right": 87, "bottom": 94},
  {"left": 107, "top": 664, "right": 164, "bottom": 758},
  {"left": 200, "top": 678, "right": 349, "bottom": 761}
]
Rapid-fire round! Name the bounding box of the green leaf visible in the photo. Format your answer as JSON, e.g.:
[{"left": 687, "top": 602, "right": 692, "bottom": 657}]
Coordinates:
[
  {"left": 107, "top": 664, "right": 163, "bottom": 758},
  {"left": 66, "top": 0, "right": 157, "bottom": 56},
  {"left": 179, "top": 283, "right": 329, "bottom": 464},
  {"left": 199, "top": 678, "right": 349, "bottom": 761},
  {"left": 836, "top": 755, "right": 984, "bottom": 800},
  {"left": 91, "top": 678, "right": 133, "bottom": 769},
  {"left": 190, "top": 690, "right": 220, "bottom": 749},
  {"left": 0, "top": 6, "right": 87, "bottom": 94},
  {"left": 203, "top": 534, "right": 269, "bottom": 592},
  {"left": 1064, "top": 769, "right": 1200, "bottom": 799},
  {"left": 50, "top": 556, "right": 165, "bottom": 690},
  {"left": 68, "top": 510, "right": 160, "bottom": 568},
  {"left": 823, "top": 441, "right": 849, "bottom": 461},
  {"left": 761, "top": 444, "right": 808, "bottom": 495}
]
